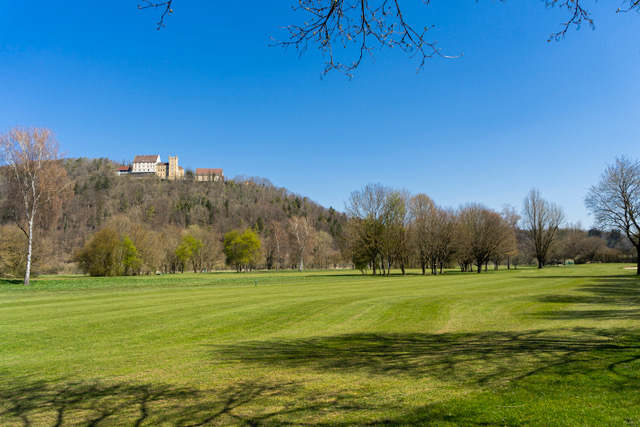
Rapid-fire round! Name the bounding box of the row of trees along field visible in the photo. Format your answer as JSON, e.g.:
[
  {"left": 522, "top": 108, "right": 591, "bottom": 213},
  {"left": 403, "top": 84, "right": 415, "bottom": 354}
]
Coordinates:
[
  {"left": 345, "top": 184, "right": 638, "bottom": 276},
  {"left": 1, "top": 128, "right": 639, "bottom": 282}
]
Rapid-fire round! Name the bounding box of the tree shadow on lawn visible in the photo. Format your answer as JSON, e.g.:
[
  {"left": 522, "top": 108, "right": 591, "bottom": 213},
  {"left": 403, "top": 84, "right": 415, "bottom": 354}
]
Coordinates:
[
  {"left": 213, "top": 328, "right": 640, "bottom": 387},
  {"left": 0, "top": 378, "right": 330, "bottom": 426},
  {"left": 532, "top": 273, "right": 640, "bottom": 320},
  {"left": 3, "top": 328, "right": 639, "bottom": 426},
  {"left": 1, "top": 376, "right": 450, "bottom": 426}
]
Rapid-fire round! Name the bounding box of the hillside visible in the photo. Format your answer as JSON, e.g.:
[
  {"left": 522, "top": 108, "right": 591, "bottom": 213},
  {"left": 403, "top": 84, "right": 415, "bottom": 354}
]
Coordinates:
[{"left": 0, "top": 157, "right": 347, "bottom": 275}]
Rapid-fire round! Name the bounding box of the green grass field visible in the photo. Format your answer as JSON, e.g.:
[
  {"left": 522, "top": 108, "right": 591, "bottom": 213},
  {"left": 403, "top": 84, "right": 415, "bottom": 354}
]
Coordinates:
[{"left": 1, "top": 265, "right": 639, "bottom": 426}]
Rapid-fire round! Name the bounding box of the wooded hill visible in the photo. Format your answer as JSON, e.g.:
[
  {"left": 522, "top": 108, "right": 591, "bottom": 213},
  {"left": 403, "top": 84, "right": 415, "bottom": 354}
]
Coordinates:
[{"left": 0, "top": 157, "right": 347, "bottom": 276}]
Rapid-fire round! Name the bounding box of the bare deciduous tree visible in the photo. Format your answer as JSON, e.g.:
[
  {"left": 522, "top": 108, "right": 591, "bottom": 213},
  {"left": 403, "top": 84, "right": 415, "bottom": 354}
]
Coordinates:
[
  {"left": 381, "top": 189, "right": 412, "bottom": 275},
  {"left": 585, "top": 156, "right": 640, "bottom": 275},
  {"left": 522, "top": 189, "right": 564, "bottom": 269},
  {"left": 410, "top": 195, "right": 457, "bottom": 275},
  {"left": 409, "top": 193, "right": 434, "bottom": 275},
  {"left": 289, "top": 215, "right": 315, "bottom": 271},
  {"left": 0, "top": 127, "right": 71, "bottom": 285},
  {"left": 264, "top": 221, "right": 287, "bottom": 271},
  {"left": 345, "top": 183, "right": 387, "bottom": 275},
  {"left": 501, "top": 205, "right": 521, "bottom": 269},
  {"left": 458, "top": 204, "right": 514, "bottom": 274},
  {"left": 427, "top": 207, "right": 458, "bottom": 275}
]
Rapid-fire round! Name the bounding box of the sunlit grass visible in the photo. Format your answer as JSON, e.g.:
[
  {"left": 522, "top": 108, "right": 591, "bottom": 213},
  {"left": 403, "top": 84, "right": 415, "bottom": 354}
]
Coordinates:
[{"left": 1, "top": 264, "right": 639, "bottom": 425}]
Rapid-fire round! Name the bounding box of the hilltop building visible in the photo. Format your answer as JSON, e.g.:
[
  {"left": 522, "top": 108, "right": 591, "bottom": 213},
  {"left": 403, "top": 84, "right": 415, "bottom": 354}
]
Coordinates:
[
  {"left": 196, "top": 168, "right": 224, "bottom": 182},
  {"left": 120, "top": 153, "right": 220, "bottom": 182},
  {"left": 132, "top": 155, "right": 161, "bottom": 174},
  {"left": 156, "top": 156, "right": 184, "bottom": 180},
  {"left": 116, "top": 165, "right": 131, "bottom": 176},
  {"left": 130, "top": 154, "right": 184, "bottom": 180}
]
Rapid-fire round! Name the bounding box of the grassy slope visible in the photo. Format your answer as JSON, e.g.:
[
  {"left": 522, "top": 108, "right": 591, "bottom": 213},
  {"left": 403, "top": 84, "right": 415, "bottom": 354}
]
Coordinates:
[{"left": 0, "top": 265, "right": 639, "bottom": 426}]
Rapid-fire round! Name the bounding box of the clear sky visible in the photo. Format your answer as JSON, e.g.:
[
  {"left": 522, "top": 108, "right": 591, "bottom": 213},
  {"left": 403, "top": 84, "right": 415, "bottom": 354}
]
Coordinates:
[{"left": 1, "top": 2, "right": 638, "bottom": 228}]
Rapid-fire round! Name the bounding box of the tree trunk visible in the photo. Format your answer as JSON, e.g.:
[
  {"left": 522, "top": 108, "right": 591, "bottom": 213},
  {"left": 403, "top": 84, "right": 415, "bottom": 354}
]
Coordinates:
[
  {"left": 507, "top": 256, "right": 511, "bottom": 270},
  {"left": 538, "top": 259, "right": 543, "bottom": 269},
  {"left": 298, "top": 255, "right": 304, "bottom": 271},
  {"left": 24, "top": 216, "right": 34, "bottom": 286}
]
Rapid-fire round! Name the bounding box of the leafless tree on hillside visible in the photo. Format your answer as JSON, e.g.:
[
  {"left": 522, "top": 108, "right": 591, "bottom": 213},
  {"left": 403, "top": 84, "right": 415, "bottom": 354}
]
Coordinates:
[{"left": 289, "top": 215, "right": 315, "bottom": 271}]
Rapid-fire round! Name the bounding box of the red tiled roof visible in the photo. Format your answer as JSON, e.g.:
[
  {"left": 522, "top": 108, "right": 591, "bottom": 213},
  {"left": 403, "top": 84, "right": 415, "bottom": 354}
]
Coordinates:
[
  {"left": 117, "top": 166, "right": 130, "bottom": 171},
  {"left": 133, "top": 155, "right": 160, "bottom": 163},
  {"left": 196, "top": 168, "right": 223, "bottom": 176}
]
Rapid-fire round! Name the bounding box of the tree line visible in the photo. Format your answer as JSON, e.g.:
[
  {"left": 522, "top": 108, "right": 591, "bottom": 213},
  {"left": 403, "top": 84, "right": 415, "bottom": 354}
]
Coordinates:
[
  {"left": 2, "top": 128, "right": 639, "bottom": 283},
  {"left": 344, "top": 182, "right": 638, "bottom": 276}
]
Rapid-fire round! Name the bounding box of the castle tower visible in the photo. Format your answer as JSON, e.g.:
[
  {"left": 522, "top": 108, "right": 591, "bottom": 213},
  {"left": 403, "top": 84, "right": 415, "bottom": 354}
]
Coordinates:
[{"left": 168, "top": 156, "right": 178, "bottom": 180}]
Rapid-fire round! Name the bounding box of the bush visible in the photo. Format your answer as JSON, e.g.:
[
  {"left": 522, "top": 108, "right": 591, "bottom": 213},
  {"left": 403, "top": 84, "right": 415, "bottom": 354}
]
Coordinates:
[
  {"left": 75, "top": 227, "right": 124, "bottom": 276},
  {"left": 0, "top": 225, "right": 27, "bottom": 278}
]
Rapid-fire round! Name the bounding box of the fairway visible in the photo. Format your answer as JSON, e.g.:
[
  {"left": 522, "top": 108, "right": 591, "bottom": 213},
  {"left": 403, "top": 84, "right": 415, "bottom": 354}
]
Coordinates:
[{"left": 1, "top": 265, "right": 639, "bottom": 425}]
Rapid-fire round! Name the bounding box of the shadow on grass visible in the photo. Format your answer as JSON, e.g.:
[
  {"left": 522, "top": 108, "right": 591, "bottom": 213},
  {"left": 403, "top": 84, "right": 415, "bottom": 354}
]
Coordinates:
[
  {"left": 214, "top": 328, "right": 640, "bottom": 386},
  {"left": 4, "top": 328, "right": 639, "bottom": 425},
  {"left": 0, "top": 379, "right": 320, "bottom": 426},
  {"left": 1, "top": 377, "right": 431, "bottom": 426},
  {"left": 0, "top": 278, "right": 23, "bottom": 286},
  {"left": 532, "top": 273, "right": 640, "bottom": 320}
]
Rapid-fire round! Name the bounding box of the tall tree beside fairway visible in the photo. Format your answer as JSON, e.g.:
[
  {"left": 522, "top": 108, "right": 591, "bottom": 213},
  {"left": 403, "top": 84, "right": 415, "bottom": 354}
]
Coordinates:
[
  {"left": 522, "top": 189, "right": 564, "bottom": 269},
  {"left": 410, "top": 194, "right": 458, "bottom": 275},
  {"left": 288, "top": 216, "right": 315, "bottom": 271},
  {"left": 586, "top": 157, "right": 640, "bottom": 275},
  {"left": 345, "top": 183, "right": 387, "bottom": 276},
  {"left": 499, "top": 205, "right": 521, "bottom": 270},
  {"left": 427, "top": 207, "right": 458, "bottom": 275},
  {"left": 458, "top": 204, "right": 515, "bottom": 274},
  {"left": 0, "top": 127, "right": 71, "bottom": 285},
  {"left": 409, "top": 193, "right": 436, "bottom": 275},
  {"left": 264, "top": 221, "right": 287, "bottom": 271},
  {"left": 382, "top": 189, "right": 412, "bottom": 276}
]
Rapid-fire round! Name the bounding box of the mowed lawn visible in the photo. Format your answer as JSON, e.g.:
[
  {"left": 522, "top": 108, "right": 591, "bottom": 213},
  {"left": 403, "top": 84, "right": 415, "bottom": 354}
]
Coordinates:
[{"left": 1, "top": 265, "right": 639, "bottom": 426}]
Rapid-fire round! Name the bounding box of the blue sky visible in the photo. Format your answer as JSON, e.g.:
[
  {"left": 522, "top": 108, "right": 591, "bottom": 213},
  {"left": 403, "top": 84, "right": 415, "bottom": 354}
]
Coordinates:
[{"left": 1, "top": 1, "right": 638, "bottom": 227}]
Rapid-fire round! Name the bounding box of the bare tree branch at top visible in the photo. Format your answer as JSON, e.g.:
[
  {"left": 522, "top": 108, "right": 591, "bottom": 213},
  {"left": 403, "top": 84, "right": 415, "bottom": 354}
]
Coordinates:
[
  {"left": 273, "top": 0, "right": 461, "bottom": 76},
  {"left": 138, "top": 0, "right": 173, "bottom": 29},
  {"left": 137, "top": 1, "right": 640, "bottom": 75}
]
